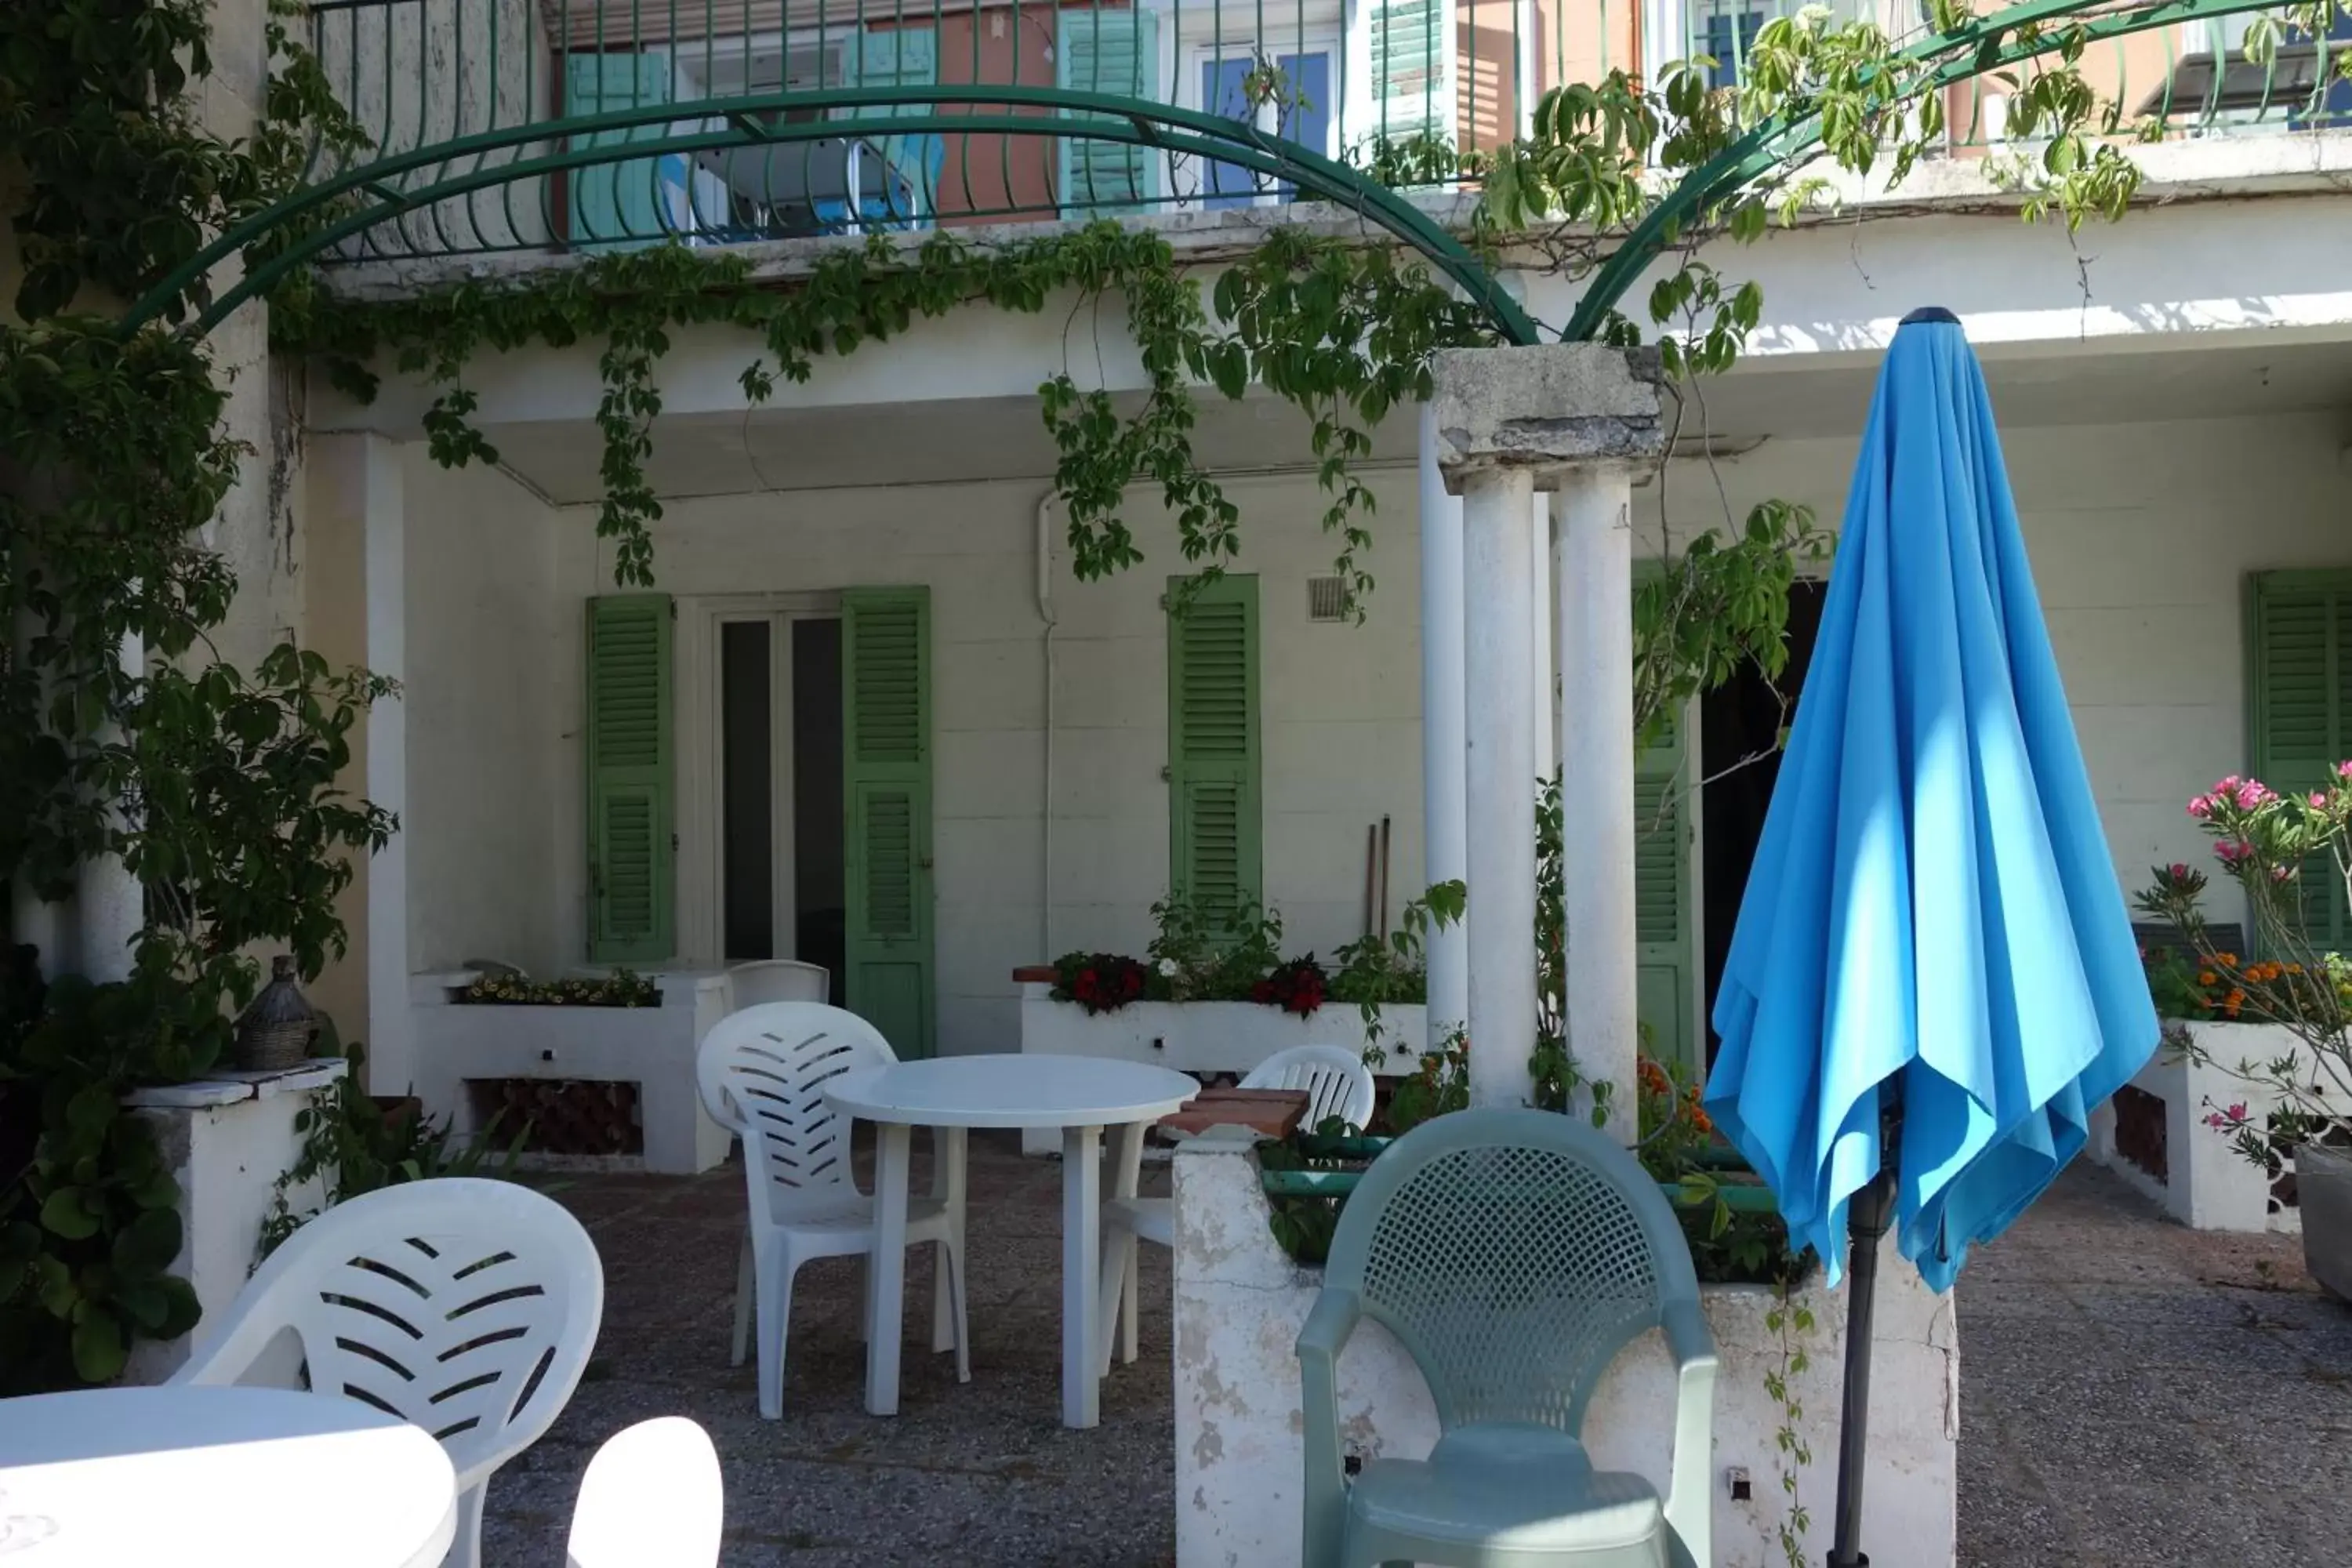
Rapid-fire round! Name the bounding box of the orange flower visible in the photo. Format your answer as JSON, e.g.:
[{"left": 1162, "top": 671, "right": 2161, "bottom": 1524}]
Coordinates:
[
  {"left": 2199, "top": 971, "right": 2220, "bottom": 987},
  {"left": 2219, "top": 953, "right": 2240, "bottom": 968},
  {"left": 2226, "top": 989, "right": 2247, "bottom": 1008}
]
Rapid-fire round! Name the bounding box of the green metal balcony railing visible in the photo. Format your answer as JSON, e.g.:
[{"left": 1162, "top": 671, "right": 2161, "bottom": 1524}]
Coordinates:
[{"left": 296, "top": 0, "right": 2352, "bottom": 271}]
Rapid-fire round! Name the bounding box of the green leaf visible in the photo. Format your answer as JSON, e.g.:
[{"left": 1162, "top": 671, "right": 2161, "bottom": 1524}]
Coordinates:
[
  {"left": 111, "top": 1207, "right": 183, "bottom": 1278},
  {"left": 65, "top": 1083, "right": 118, "bottom": 1143},
  {"left": 40, "top": 1188, "right": 101, "bottom": 1241},
  {"left": 71, "top": 1311, "right": 127, "bottom": 1383},
  {"left": 148, "top": 1274, "right": 202, "bottom": 1340}
]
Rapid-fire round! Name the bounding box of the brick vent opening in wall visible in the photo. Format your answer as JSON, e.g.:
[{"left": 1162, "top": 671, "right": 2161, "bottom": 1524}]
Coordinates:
[
  {"left": 2112, "top": 1083, "right": 2168, "bottom": 1185},
  {"left": 472, "top": 1078, "right": 645, "bottom": 1157},
  {"left": 1306, "top": 577, "right": 1348, "bottom": 622}
]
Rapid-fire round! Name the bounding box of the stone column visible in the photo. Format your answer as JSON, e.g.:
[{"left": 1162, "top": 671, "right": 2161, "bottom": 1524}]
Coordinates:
[
  {"left": 1417, "top": 405, "right": 1468, "bottom": 1043},
  {"left": 1430, "top": 345, "right": 1665, "bottom": 1117},
  {"left": 1531, "top": 494, "right": 1555, "bottom": 778},
  {"left": 1459, "top": 468, "right": 1537, "bottom": 1109},
  {"left": 1557, "top": 466, "right": 1641, "bottom": 1141}
]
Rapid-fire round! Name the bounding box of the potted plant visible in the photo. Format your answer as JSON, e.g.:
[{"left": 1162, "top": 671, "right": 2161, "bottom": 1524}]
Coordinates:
[{"left": 2136, "top": 771, "right": 2352, "bottom": 1297}]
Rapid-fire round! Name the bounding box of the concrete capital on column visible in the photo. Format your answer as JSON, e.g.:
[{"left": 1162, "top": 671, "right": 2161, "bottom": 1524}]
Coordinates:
[{"left": 1428, "top": 344, "right": 1668, "bottom": 492}]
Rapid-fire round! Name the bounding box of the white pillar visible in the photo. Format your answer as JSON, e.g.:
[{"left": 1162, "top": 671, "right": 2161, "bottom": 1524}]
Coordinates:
[
  {"left": 1530, "top": 495, "right": 1555, "bottom": 779},
  {"left": 1556, "top": 466, "right": 1640, "bottom": 1142},
  {"left": 310, "top": 434, "right": 409, "bottom": 1095},
  {"left": 74, "top": 626, "right": 145, "bottom": 983},
  {"left": 1418, "top": 405, "right": 1469, "bottom": 1042},
  {"left": 1460, "top": 467, "right": 1538, "bottom": 1109}
]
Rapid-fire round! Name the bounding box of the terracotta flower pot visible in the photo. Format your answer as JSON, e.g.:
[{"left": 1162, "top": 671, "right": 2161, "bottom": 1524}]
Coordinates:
[{"left": 2296, "top": 1139, "right": 2352, "bottom": 1301}]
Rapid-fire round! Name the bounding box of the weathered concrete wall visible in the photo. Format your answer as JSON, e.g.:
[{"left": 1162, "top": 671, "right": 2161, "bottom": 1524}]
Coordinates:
[{"left": 1171, "top": 1131, "right": 1959, "bottom": 1568}]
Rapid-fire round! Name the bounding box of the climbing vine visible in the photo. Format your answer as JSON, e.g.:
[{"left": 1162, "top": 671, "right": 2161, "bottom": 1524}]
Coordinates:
[
  {"left": 278, "top": 223, "right": 1497, "bottom": 617},
  {"left": 0, "top": 8, "right": 391, "bottom": 1388}
]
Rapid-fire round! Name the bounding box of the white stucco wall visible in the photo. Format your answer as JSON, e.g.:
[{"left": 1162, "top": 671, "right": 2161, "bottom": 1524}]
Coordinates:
[
  {"left": 384, "top": 403, "right": 2347, "bottom": 1058},
  {"left": 401, "top": 452, "right": 566, "bottom": 975},
  {"left": 1646, "top": 408, "right": 2352, "bottom": 893}
]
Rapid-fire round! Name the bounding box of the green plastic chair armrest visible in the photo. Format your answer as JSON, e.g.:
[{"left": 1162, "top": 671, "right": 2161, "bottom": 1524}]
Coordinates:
[
  {"left": 1295, "top": 1287, "right": 1363, "bottom": 1568},
  {"left": 1660, "top": 1295, "right": 1718, "bottom": 1568}
]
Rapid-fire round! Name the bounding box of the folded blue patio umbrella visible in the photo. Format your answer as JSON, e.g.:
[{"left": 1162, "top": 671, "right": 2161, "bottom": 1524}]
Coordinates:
[{"left": 1702, "top": 307, "right": 2158, "bottom": 1566}]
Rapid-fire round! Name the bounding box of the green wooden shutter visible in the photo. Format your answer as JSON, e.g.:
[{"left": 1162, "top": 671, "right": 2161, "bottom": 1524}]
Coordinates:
[
  {"left": 2249, "top": 570, "right": 2352, "bottom": 945},
  {"left": 851, "top": 29, "right": 941, "bottom": 218},
  {"left": 1167, "top": 575, "right": 1262, "bottom": 931},
  {"left": 1057, "top": 5, "right": 1159, "bottom": 215},
  {"left": 1370, "top": 0, "right": 1447, "bottom": 146},
  {"left": 1634, "top": 699, "right": 1699, "bottom": 1079},
  {"left": 586, "top": 594, "right": 675, "bottom": 964},
  {"left": 567, "top": 51, "right": 677, "bottom": 247},
  {"left": 844, "top": 587, "right": 935, "bottom": 1058}
]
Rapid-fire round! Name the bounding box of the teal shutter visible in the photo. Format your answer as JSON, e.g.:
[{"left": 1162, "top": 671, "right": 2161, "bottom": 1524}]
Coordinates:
[
  {"left": 2249, "top": 571, "right": 2352, "bottom": 945},
  {"left": 844, "top": 587, "right": 935, "bottom": 1058},
  {"left": 1057, "top": 5, "right": 1159, "bottom": 215},
  {"left": 587, "top": 594, "right": 675, "bottom": 964},
  {"left": 1635, "top": 698, "right": 1699, "bottom": 1080},
  {"left": 851, "top": 29, "right": 942, "bottom": 219},
  {"left": 1370, "top": 0, "right": 1447, "bottom": 146},
  {"left": 566, "top": 52, "right": 677, "bottom": 247},
  {"left": 1167, "top": 575, "right": 1262, "bottom": 931}
]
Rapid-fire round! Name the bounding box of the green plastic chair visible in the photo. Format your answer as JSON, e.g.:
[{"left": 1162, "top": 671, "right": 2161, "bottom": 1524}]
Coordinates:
[{"left": 1295, "top": 1108, "right": 1717, "bottom": 1568}]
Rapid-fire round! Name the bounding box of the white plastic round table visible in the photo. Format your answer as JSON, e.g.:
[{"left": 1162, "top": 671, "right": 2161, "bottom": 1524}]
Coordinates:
[
  {"left": 0, "top": 1385, "right": 457, "bottom": 1566},
  {"left": 826, "top": 1054, "right": 1200, "bottom": 1428}
]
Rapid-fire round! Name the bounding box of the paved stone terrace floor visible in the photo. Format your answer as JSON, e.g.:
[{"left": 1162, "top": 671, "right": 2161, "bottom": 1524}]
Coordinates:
[{"left": 481, "top": 1134, "right": 2352, "bottom": 1566}]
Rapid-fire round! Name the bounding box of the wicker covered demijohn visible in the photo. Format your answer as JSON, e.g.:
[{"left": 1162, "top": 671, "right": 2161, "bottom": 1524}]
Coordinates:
[{"left": 234, "top": 955, "right": 318, "bottom": 1070}]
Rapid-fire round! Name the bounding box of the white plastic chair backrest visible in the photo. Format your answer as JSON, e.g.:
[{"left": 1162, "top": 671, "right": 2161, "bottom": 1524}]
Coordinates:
[
  {"left": 1243, "top": 1044, "right": 1377, "bottom": 1131},
  {"left": 171, "top": 1178, "right": 604, "bottom": 1491},
  {"left": 726, "top": 959, "right": 829, "bottom": 1008},
  {"left": 565, "top": 1417, "right": 723, "bottom": 1568},
  {"left": 697, "top": 1002, "right": 896, "bottom": 1228}
]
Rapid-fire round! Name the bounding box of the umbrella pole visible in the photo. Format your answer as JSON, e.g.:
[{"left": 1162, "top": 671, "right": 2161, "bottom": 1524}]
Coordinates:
[{"left": 1826, "top": 1163, "right": 1900, "bottom": 1568}]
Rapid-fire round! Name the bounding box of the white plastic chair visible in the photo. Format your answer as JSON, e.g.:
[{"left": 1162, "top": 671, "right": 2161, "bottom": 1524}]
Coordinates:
[
  {"left": 725, "top": 959, "right": 830, "bottom": 1009},
  {"left": 1098, "top": 1044, "right": 1377, "bottom": 1373},
  {"left": 172, "top": 1178, "right": 604, "bottom": 1568},
  {"left": 698, "top": 1002, "right": 970, "bottom": 1418},
  {"left": 565, "top": 1417, "right": 724, "bottom": 1568}
]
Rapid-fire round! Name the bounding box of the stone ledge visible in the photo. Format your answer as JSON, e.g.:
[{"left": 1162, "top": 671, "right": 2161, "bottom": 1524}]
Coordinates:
[
  {"left": 123, "top": 1058, "right": 348, "bottom": 1111},
  {"left": 1428, "top": 343, "right": 1668, "bottom": 487}
]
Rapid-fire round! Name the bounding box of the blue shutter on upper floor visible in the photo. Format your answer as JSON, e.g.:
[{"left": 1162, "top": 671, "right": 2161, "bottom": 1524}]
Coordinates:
[
  {"left": 1203, "top": 51, "right": 1333, "bottom": 208},
  {"left": 567, "top": 51, "right": 681, "bottom": 247},
  {"left": 1057, "top": 5, "right": 1160, "bottom": 215}
]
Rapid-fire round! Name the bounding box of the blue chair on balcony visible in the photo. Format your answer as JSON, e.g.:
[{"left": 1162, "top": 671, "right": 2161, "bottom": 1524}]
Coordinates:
[
  {"left": 813, "top": 133, "right": 946, "bottom": 231},
  {"left": 1296, "top": 1108, "right": 1717, "bottom": 1568}
]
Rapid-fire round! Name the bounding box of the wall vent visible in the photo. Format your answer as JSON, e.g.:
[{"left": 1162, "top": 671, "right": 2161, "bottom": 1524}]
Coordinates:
[{"left": 1306, "top": 577, "right": 1348, "bottom": 622}]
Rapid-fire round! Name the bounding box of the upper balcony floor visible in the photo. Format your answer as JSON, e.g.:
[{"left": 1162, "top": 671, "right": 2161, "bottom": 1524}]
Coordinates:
[{"left": 292, "top": 0, "right": 2352, "bottom": 276}]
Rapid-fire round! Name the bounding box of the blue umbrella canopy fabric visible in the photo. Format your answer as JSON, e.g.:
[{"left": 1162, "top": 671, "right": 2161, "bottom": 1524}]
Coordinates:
[{"left": 1704, "top": 308, "right": 2158, "bottom": 1293}]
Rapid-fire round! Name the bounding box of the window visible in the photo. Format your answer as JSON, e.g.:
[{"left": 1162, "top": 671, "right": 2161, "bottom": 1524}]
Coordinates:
[
  {"left": 1699, "top": 5, "right": 1765, "bottom": 88},
  {"left": 1198, "top": 49, "right": 1336, "bottom": 207},
  {"left": 1167, "top": 575, "right": 1262, "bottom": 930},
  {"left": 2246, "top": 570, "right": 2352, "bottom": 943}
]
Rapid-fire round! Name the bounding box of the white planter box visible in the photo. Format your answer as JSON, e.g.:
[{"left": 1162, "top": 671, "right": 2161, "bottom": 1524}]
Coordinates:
[
  {"left": 408, "top": 971, "right": 732, "bottom": 1174},
  {"left": 2089, "top": 1019, "right": 2343, "bottom": 1233},
  {"left": 1016, "top": 981, "right": 1425, "bottom": 1155},
  {"left": 122, "top": 1061, "right": 347, "bottom": 1385},
  {"left": 1169, "top": 1131, "right": 1958, "bottom": 1568}
]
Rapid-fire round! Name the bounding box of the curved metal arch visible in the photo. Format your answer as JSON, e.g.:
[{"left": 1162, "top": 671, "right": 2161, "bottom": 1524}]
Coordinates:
[
  {"left": 127, "top": 85, "right": 1541, "bottom": 345},
  {"left": 1565, "top": 0, "right": 2310, "bottom": 340}
]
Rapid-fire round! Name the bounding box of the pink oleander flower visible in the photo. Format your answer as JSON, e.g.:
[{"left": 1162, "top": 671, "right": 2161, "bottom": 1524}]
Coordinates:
[
  {"left": 2188, "top": 795, "right": 2213, "bottom": 819},
  {"left": 2234, "top": 780, "right": 2276, "bottom": 810},
  {"left": 2169, "top": 862, "right": 2191, "bottom": 880},
  {"left": 2337, "top": 760, "right": 2352, "bottom": 781},
  {"left": 2316, "top": 793, "right": 2331, "bottom": 809},
  {"left": 2216, "top": 839, "right": 2257, "bottom": 866}
]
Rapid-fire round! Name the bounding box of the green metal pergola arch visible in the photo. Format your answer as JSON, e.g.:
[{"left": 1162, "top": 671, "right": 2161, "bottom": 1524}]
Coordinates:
[
  {"left": 127, "top": 0, "right": 2333, "bottom": 348},
  {"left": 1566, "top": 0, "right": 2328, "bottom": 338},
  {"left": 125, "top": 84, "right": 1544, "bottom": 343}
]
